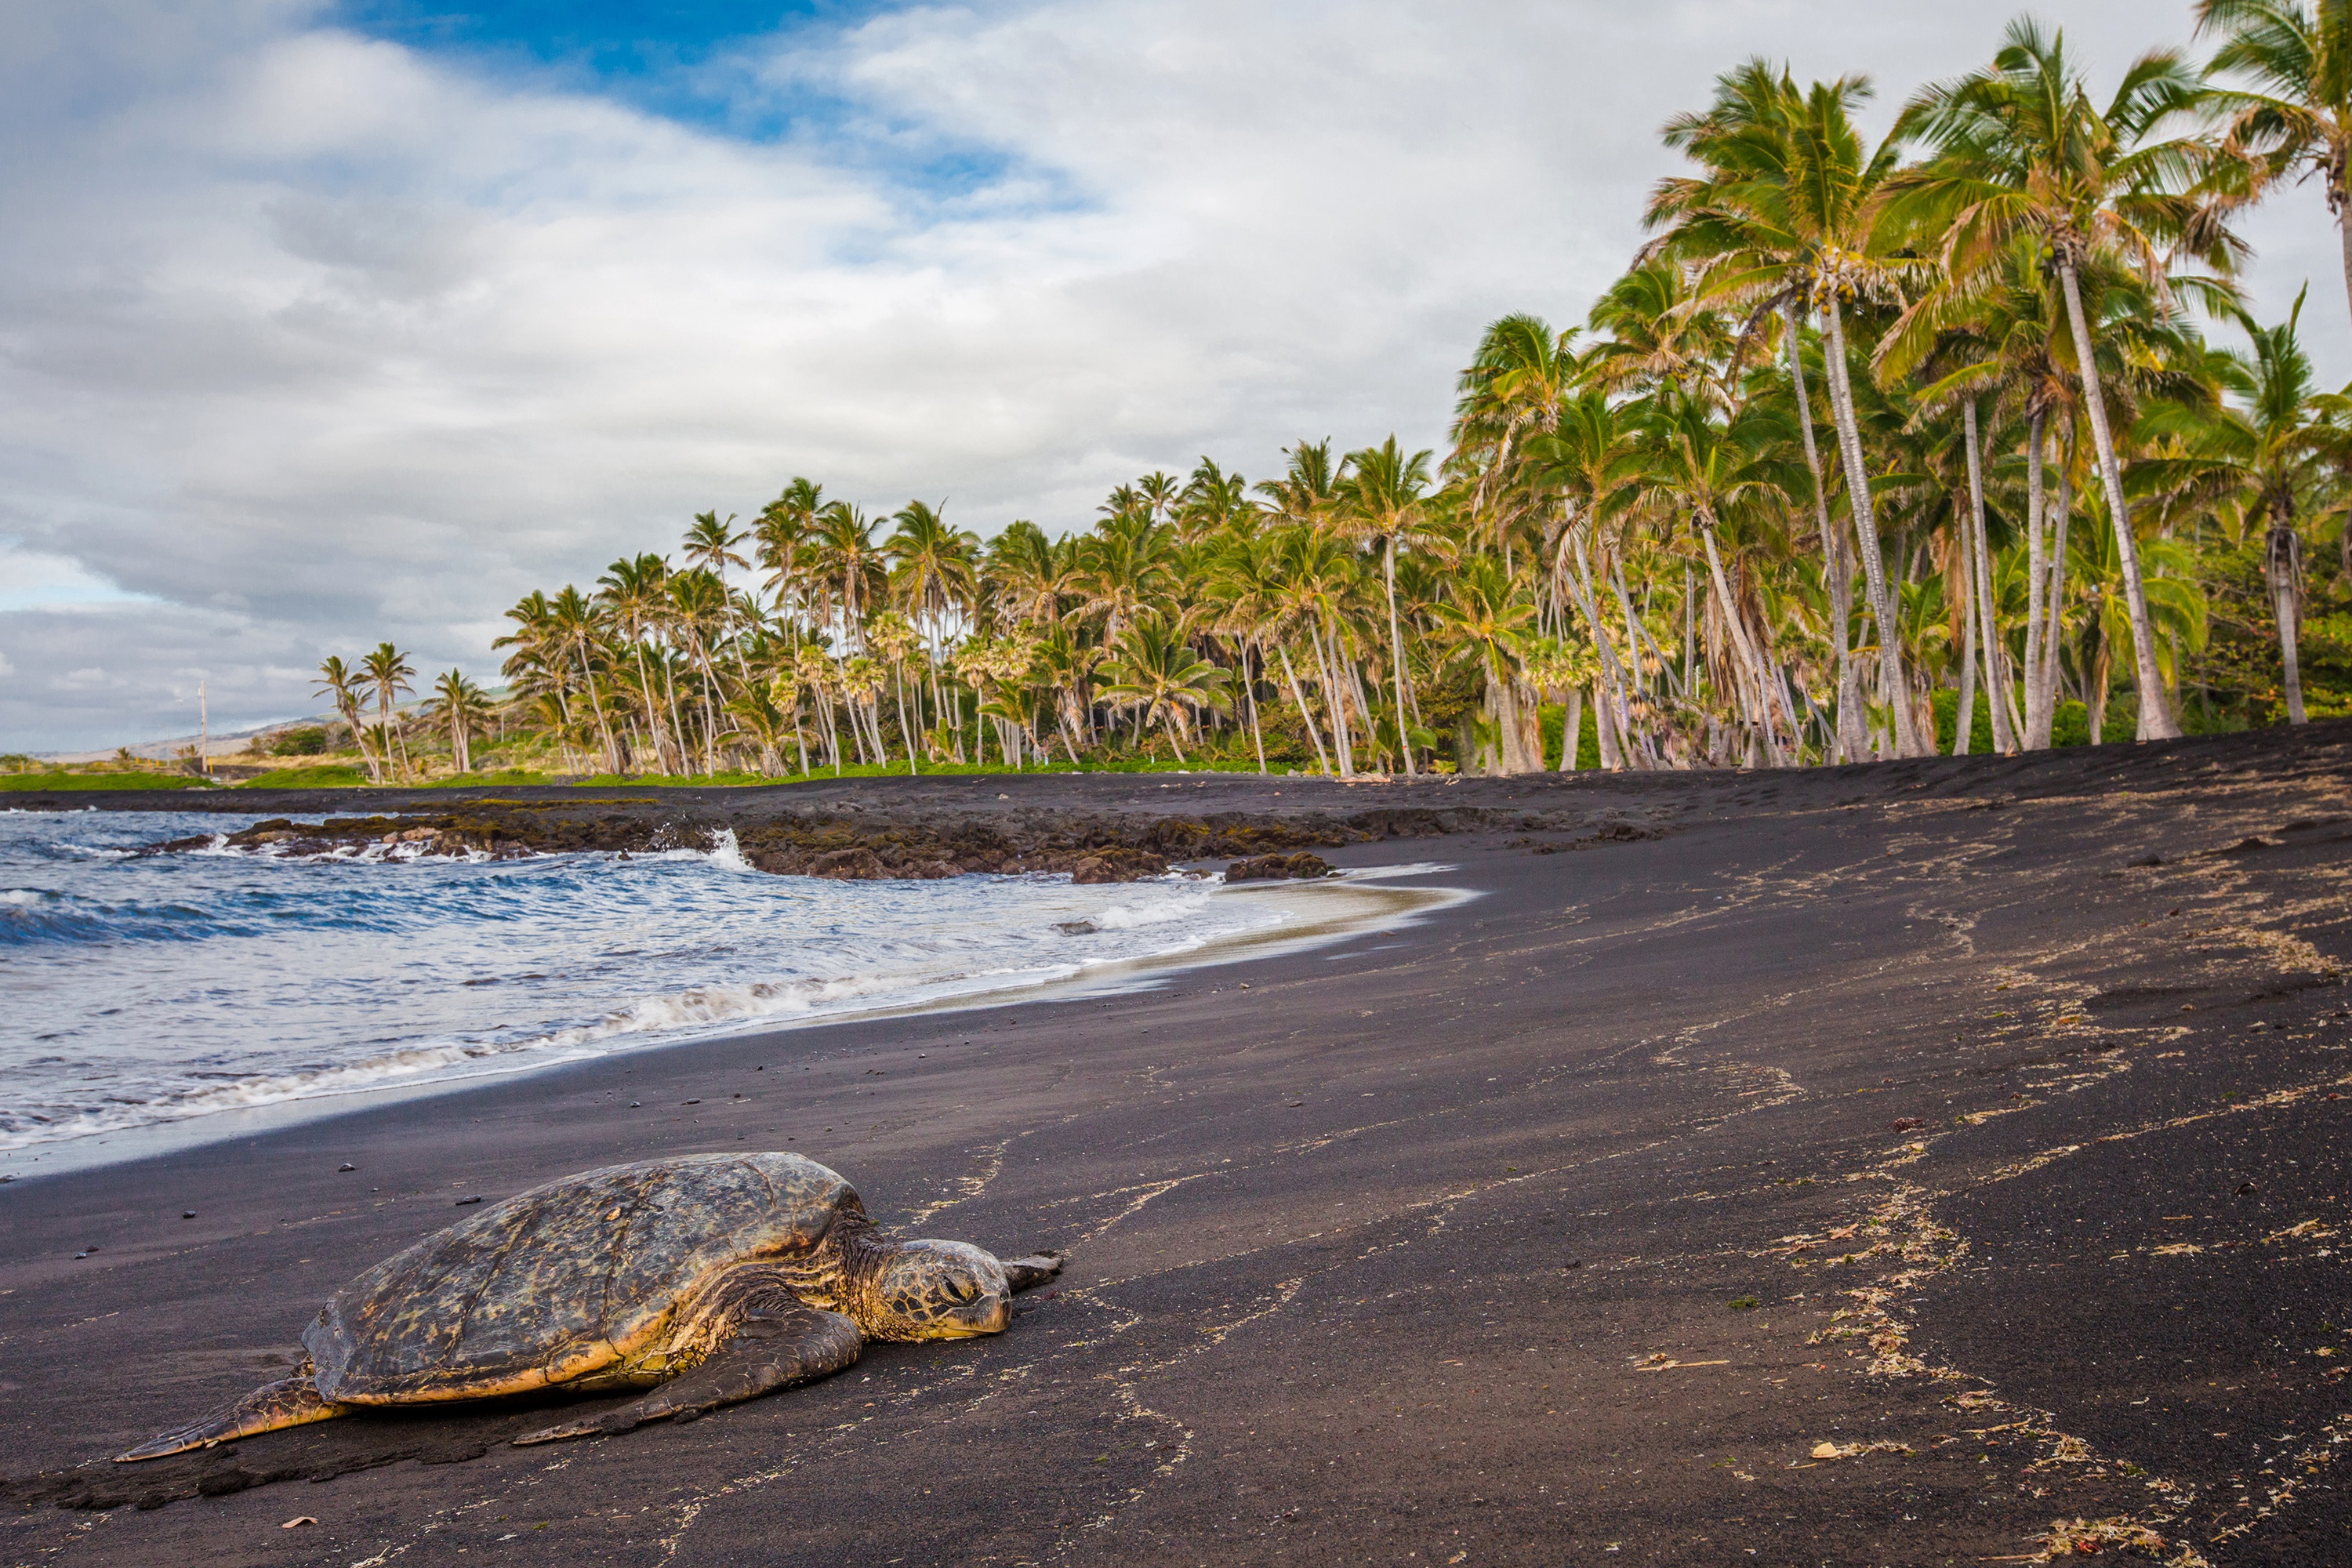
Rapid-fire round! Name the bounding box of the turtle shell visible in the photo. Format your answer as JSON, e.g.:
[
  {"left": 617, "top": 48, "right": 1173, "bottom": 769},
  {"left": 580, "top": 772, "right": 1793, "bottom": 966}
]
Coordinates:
[{"left": 304, "top": 1152, "right": 859, "bottom": 1404}]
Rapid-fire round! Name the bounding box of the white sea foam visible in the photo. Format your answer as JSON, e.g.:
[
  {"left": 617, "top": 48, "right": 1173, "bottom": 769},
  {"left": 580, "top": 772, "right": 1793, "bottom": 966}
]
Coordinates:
[{"left": 2, "top": 808, "right": 1436, "bottom": 1169}]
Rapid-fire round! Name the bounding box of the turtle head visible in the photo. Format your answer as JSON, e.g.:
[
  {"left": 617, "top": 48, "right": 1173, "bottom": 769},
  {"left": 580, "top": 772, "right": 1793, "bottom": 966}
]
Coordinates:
[{"left": 860, "top": 1240, "right": 1011, "bottom": 1341}]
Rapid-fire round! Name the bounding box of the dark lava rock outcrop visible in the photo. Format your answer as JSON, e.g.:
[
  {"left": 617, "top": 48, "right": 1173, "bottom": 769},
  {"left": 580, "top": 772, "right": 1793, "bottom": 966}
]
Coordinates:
[{"left": 1222, "top": 851, "right": 1337, "bottom": 882}]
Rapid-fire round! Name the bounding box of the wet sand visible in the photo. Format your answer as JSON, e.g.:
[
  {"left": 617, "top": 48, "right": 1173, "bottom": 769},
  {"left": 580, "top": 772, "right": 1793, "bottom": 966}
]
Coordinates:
[{"left": 4, "top": 727, "right": 2350, "bottom": 1566}]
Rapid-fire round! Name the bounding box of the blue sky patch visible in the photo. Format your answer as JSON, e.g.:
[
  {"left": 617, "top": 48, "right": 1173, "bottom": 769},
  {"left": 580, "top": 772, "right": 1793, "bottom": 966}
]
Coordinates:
[{"left": 332, "top": 1, "right": 1046, "bottom": 208}]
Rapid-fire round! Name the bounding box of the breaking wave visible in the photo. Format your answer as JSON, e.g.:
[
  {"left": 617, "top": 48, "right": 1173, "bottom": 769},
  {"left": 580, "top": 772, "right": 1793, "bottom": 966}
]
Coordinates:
[{"left": 0, "top": 810, "right": 1291, "bottom": 1162}]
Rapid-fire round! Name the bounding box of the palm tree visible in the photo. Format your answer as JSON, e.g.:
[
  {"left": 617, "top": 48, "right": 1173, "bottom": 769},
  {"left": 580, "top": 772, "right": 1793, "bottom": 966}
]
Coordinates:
[
  {"left": 806, "top": 502, "right": 887, "bottom": 647},
  {"left": 597, "top": 554, "right": 683, "bottom": 771},
  {"left": 429, "top": 670, "right": 492, "bottom": 773},
  {"left": 2143, "top": 289, "right": 2347, "bottom": 723},
  {"left": 1637, "top": 394, "right": 1806, "bottom": 763},
  {"left": 866, "top": 609, "right": 924, "bottom": 771},
  {"left": 1071, "top": 507, "right": 1177, "bottom": 645},
  {"left": 669, "top": 567, "right": 732, "bottom": 771},
  {"left": 1517, "top": 388, "right": 1650, "bottom": 768},
  {"left": 1430, "top": 555, "right": 1541, "bottom": 774},
  {"left": 548, "top": 585, "right": 622, "bottom": 773},
  {"left": 757, "top": 480, "right": 823, "bottom": 633},
  {"left": 1338, "top": 435, "right": 1435, "bottom": 775},
  {"left": 1096, "top": 618, "right": 1232, "bottom": 763},
  {"left": 312, "top": 655, "right": 379, "bottom": 783},
  {"left": 1646, "top": 61, "right": 1924, "bottom": 755},
  {"left": 360, "top": 642, "right": 416, "bottom": 779},
  {"left": 1888, "top": 20, "right": 2242, "bottom": 739},
  {"left": 2197, "top": 0, "right": 2352, "bottom": 322}
]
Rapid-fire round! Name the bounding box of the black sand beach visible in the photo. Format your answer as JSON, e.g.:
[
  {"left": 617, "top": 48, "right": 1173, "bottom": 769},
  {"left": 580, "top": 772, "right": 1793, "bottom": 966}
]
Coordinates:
[{"left": 5, "top": 728, "right": 2350, "bottom": 1566}]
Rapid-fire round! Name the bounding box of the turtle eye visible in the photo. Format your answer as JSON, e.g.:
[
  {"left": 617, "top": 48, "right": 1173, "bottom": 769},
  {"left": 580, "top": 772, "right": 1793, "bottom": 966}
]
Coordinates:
[{"left": 942, "top": 1279, "right": 972, "bottom": 1305}]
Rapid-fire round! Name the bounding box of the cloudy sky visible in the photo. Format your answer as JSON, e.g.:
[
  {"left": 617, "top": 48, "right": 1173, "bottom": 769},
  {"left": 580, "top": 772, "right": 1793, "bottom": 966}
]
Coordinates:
[{"left": 1, "top": 0, "right": 2340, "bottom": 751}]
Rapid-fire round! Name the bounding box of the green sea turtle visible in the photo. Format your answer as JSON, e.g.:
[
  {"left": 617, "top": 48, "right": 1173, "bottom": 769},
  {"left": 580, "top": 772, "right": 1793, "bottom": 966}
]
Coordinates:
[{"left": 119, "top": 1152, "right": 1059, "bottom": 1461}]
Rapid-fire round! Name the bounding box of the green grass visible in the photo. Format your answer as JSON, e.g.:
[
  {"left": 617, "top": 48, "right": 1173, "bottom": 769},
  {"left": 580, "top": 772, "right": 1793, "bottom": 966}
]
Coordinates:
[
  {"left": 0, "top": 771, "right": 213, "bottom": 792},
  {"left": 220, "top": 754, "right": 1310, "bottom": 793},
  {"left": 557, "top": 755, "right": 1293, "bottom": 788},
  {"left": 419, "top": 768, "right": 557, "bottom": 787},
  {"left": 234, "top": 764, "right": 372, "bottom": 789}
]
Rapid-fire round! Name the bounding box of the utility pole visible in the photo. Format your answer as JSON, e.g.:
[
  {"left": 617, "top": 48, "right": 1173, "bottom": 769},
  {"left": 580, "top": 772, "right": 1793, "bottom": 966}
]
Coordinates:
[{"left": 199, "top": 679, "right": 211, "bottom": 778}]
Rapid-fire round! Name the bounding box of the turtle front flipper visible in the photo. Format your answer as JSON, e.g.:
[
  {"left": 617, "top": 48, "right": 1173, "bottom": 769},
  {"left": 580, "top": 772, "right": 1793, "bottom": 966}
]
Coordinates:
[
  {"left": 512, "top": 1304, "right": 861, "bottom": 1447},
  {"left": 1001, "top": 1251, "right": 1062, "bottom": 1292},
  {"left": 117, "top": 1363, "right": 346, "bottom": 1462}
]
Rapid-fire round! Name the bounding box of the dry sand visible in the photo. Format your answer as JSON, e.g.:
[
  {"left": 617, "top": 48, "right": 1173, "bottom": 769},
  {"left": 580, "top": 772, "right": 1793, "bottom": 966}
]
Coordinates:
[{"left": 4, "top": 726, "right": 2350, "bottom": 1566}]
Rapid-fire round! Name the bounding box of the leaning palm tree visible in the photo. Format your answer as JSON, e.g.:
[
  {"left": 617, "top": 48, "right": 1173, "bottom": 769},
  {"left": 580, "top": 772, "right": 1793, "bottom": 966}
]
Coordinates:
[
  {"left": 311, "top": 655, "right": 379, "bottom": 783},
  {"left": 1886, "top": 20, "right": 2244, "bottom": 739},
  {"left": 1095, "top": 618, "right": 1232, "bottom": 764},
  {"left": 2197, "top": 1, "right": 2352, "bottom": 321}
]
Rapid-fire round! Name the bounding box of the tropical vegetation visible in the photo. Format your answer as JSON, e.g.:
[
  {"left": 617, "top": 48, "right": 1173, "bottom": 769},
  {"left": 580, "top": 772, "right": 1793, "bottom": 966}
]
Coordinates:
[{"left": 301, "top": 10, "right": 2349, "bottom": 785}]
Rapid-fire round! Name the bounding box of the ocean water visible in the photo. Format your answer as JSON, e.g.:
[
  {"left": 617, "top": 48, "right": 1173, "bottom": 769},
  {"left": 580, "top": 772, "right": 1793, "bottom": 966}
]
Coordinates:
[{"left": 0, "top": 808, "right": 1347, "bottom": 1171}]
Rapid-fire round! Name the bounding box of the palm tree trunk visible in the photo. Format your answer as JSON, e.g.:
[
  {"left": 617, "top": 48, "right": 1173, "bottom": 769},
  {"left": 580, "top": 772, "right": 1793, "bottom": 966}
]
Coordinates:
[
  {"left": 1562, "top": 530, "right": 1639, "bottom": 769},
  {"left": 1559, "top": 688, "right": 1583, "bottom": 771},
  {"left": 1382, "top": 539, "right": 1414, "bottom": 775},
  {"left": 2056, "top": 255, "right": 2179, "bottom": 740},
  {"left": 2038, "top": 455, "right": 2074, "bottom": 748},
  {"left": 1785, "top": 300, "right": 1865, "bottom": 763},
  {"left": 1308, "top": 621, "right": 1353, "bottom": 776},
  {"left": 2021, "top": 411, "right": 2048, "bottom": 749},
  {"left": 2269, "top": 523, "right": 2307, "bottom": 724},
  {"left": 2339, "top": 187, "right": 2352, "bottom": 347},
  {"left": 1698, "top": 524, "right": 1780, "bottom": 766},
  {"left": 1245, "top": 641, "right": 1268, "bottom": 774},
  {"left": 1962, "top": 398, "right": 2018, "bottom": 755},
  {"left": 1275, "top": 644, "right": 1334, "bottom": 775},
  {"left": 576, "top": 647, "right": 621, "bottom": 773},
  {"left": 1954, "top": 525, "right": 1978, "bottom": 756},
  {"left": 1820, "top": 296, "right": 1926, "bottom": 757}
]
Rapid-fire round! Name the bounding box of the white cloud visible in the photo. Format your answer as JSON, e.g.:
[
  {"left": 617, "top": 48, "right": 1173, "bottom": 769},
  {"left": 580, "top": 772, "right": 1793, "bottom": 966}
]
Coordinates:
[{"left": 0, "top": 0, "right": 2339, "bottom": 750}]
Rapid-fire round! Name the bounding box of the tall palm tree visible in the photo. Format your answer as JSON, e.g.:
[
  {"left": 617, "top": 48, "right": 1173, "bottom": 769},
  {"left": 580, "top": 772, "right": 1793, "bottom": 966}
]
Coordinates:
[
  {"left": 1636, "top": 394, "right": 1806, "bottom": 762},
  {"left": 1338, "top": 435, "right": 1436, "bottom": 775},
  {"left": 597, "top": 554, "right": 683, "bottom": 771},
  {"left": 2143, "top": 289, "right": 2347, "bottom": 723},
  {"left": 2197, "top": 0, "right": 2352, "bottom": 321},
  {"left": 429, "top": 670, "right": 492, "bottom": 773},
  {"left": 548, "top": 585, "right": 622, "bottom": 773},
  {"left": 756, "top": 480, "right": 822, "bottom": 632},
  {"left": 1517, "top": 389, "right": 1650, "bottom": 768},
  {"left": 806, "top": 502, "right": 887, "bottom": 647},
  {"left": 311, "top": 655, "right": 379, "bottom": 783},
  {"left": 360, "top": 642, "right": 416, "bottom": 779},
  {"left": 1888, "top": 20, "right": 2242, "bottom": 739},
  {"left": 886, "top": 499, "right": 981, "bottom": 647},
  {"left": 1646, "top": 61, "right": 1924, "bottom": 754}
]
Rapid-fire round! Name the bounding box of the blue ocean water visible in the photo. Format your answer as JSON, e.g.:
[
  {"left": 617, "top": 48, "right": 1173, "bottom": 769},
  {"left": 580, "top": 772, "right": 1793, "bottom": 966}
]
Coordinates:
[{"left": 0, "top": 809, "right": 1300, "bottom": 1166}]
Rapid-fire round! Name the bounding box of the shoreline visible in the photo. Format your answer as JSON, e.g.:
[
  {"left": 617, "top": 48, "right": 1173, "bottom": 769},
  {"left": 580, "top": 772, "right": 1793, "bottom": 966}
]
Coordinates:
[
  {"left": 0, "top": 862, "right": 1466, "bottom": 1185},
  {"left": 3, "top": 724, "right": 2349, "bottom": 1563}
]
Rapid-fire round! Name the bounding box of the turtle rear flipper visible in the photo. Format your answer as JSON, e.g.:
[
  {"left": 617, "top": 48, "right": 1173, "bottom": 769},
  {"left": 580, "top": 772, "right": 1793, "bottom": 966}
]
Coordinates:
[
  {"left": 512, "top": 1304, "right": 861, "bottom": 1447},
  {"left": 117, "top": 1367, "right": 344, "bottom": 1462}
]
